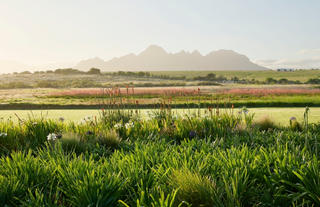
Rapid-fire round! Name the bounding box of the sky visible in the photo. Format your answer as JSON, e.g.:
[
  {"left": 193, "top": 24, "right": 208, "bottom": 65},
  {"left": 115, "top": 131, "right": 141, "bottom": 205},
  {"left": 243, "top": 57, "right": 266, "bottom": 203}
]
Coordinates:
[{"left": 1, "top": 0, "right": 320, "bottom": 72}]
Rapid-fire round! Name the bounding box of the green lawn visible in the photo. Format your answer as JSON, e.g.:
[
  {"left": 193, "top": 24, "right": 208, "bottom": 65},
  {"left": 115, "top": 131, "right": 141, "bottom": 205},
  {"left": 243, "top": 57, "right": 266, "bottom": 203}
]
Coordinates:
[{"left": 0, "top": 107, "right": 318, "bottom": 126}]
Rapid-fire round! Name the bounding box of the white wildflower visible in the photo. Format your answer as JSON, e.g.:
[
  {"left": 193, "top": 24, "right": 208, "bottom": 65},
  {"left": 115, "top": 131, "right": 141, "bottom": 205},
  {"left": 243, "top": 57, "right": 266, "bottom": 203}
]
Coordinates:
[
  {"left": 0, "top": 133, "right": 7, "bottom": 137},
  {"left": 114, "top": 123, "right": 122, "bottom": 129},
  {"left": 125, "top": 122, "right": 134, "bottom": 129},
  {"left": 47, "top": 133, "right": 57, "bottom": 141}
]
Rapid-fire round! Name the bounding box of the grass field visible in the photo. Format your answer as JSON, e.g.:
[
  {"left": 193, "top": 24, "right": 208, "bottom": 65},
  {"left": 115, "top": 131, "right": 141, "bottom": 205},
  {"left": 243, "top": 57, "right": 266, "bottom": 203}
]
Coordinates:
[
  {"left": 152, "top": 70, "right": 320, "bottom": 81},
  {"left": 1, "top": 85, "right": 320, "bottom": 110},
  {"left": 1, "top": 70, "right": 320, "bottom": 92},
  {"left": 1, "top": 107, "right": 319, "bottom": 125}
]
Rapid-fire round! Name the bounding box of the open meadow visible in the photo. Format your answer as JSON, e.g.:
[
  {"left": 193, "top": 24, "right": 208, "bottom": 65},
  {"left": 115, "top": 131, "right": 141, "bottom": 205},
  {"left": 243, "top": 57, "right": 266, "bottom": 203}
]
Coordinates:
[
  {"left": 1, "top": 84, "right": 320, "bottom": 109},
  {"left": 151, "top": 70, "right": 320, "bottom": 82}
]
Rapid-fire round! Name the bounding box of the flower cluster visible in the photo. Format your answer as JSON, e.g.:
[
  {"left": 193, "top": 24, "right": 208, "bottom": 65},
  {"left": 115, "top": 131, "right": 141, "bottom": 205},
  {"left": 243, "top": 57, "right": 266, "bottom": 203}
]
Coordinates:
[
  {"left": 47, "top": 133, "right": 57, "bottom": 141},
  {"left": 238, "top": 107, "right": 249, "bottom": 115},
  {"left": 125, "top": 122, "right": 134, "bottom": 129},
  {"left": 0, "top": 133, "right": 7, "bottom": 137},
  {"left": 114, "top": 123, "right": 122, "bottom": 129}
]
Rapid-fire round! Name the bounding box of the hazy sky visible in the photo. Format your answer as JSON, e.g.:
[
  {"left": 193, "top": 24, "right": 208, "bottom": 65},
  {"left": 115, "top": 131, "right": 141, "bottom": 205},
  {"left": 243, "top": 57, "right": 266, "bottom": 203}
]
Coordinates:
[{"left": 1, "top": 0, "right": 320, "bottom": 71}]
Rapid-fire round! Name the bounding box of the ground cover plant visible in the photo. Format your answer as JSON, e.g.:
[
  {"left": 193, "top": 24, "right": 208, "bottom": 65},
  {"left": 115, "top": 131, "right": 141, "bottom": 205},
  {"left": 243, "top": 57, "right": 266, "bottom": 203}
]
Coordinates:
[{"left": 0, "top": 106, "right": 320, "bottom": 206}]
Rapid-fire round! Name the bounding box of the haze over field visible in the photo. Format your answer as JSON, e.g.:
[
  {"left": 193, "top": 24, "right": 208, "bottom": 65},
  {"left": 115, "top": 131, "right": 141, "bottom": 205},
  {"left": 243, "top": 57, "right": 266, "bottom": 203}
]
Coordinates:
[{"left": 0, "top": 0, "right": 320, "bottom": 72}]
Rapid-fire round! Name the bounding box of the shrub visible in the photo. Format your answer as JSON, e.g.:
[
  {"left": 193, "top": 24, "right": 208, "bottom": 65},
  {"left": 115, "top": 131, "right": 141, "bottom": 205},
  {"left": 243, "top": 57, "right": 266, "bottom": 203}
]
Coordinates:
[
  {"left": 57, "top": 158, "right": 123, "bottom": 207},
  {"left": 306, "top": 78, "right": 320, "bottom": 84},
  {"left": 0, "top": 176, "right": 24, "bottom": 206},
  {"left": 222, "top": 168, "right": 255, "bottom": 207},
  {"left": 289, "top": 118, "right": 303, "bottom": 131},
  {"left": 21, "top": 189, "right": 62, "bottom": 207},
  {"left": 54, "top": 68, "right": 83, "bottom": 75},
  {"left": 0, "top": 82, "right": 32, "bottom": 89},
  {"left": 100, "top": 109, "right": 137, "bottom": 127},
  {"left": 87, "top": 68, "right": 101, "bottom": 75},
  {"left": 0, "top": 151, "right": 57, "bottom": 206},
  {"left": 97, "top": 129, "right": 121, "bottom": 149},
  {"left": 254, "top": 116, "right": 278, "bottom": 131},
  {"left": 291, "top": 159, "right": 320, "bottom": 205},
  {"left": 170, "top": 169, "right": 223, "bottom": 207},
  {"left": 60, "top": 132, "right": 88, "bottom": 154},
  {"left": 35, "top": 80, "right": 58, "bottom": 88}
]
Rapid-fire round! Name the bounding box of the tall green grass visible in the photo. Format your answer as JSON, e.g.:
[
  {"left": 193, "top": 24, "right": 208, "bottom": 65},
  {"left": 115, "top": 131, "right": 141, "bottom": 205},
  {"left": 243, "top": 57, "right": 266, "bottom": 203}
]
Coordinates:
[{"left": 0, "top": 109, "right": 320, "bottom": 206}]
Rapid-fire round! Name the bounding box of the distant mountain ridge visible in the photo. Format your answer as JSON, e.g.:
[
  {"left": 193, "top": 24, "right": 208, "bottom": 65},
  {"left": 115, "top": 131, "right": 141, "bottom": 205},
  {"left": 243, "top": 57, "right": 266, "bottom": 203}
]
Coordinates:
[{"left": 75, "top": 45, "right": 270, "bottom": 71}]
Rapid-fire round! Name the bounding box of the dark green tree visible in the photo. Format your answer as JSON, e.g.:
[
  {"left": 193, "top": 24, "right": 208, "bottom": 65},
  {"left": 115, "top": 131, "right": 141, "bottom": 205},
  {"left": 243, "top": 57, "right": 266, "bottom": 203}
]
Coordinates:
[{"left": 87, "top": 68, "right": 101, "bottom": 75}]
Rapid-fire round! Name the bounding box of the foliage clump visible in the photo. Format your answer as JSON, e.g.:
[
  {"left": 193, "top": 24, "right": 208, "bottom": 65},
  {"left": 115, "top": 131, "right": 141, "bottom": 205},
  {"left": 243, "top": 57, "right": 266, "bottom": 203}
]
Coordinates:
[{"left": 254, "top": 116, "right": 278, "bottom": 131}]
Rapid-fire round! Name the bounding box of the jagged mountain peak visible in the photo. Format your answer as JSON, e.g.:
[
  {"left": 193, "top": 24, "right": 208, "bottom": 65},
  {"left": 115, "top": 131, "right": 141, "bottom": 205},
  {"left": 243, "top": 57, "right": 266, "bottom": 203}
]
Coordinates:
[
  {"left": 75, "top": 45, "right": 269, "bottom": 71},
  {"left": 139, "top": 45, "right": 167, "bottom": 56}
]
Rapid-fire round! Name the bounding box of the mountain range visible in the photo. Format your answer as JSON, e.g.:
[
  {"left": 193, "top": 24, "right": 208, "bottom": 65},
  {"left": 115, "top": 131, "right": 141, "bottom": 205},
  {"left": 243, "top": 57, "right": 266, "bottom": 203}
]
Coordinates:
[{"left": 75, "top": 45, "right": 269, "bottom": 71}]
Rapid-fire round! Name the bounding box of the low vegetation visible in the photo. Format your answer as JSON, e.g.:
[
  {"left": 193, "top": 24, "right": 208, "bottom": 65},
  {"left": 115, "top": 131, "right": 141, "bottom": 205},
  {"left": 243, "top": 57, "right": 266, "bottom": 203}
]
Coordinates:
[
  {"left": 1, "top": 106, "right": 320, "bottom": 206},
  {"left": 1, "top": 84, "right": 320, "bottom": 110},
  {"left": 2, "top": 69, "right": 320, "bottom": 90}
]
